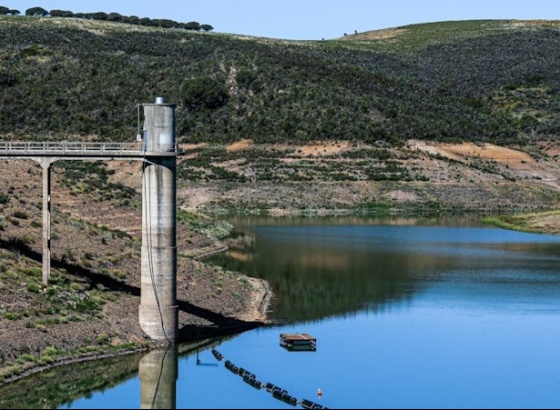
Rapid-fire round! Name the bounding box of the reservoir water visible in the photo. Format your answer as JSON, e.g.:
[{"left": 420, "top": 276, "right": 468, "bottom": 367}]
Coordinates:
[{"left": 2, "top": 216, "right": 560, "bottom": 409}]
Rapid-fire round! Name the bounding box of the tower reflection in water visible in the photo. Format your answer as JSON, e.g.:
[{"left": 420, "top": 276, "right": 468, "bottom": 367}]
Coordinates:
[{"left": 139, "top": 346, "right": 178, "bottom": 409}]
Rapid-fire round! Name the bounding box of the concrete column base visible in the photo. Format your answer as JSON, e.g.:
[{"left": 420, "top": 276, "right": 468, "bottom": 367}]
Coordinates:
[{"left": 139, "top": 304, "right": 178, "bottom": 344}]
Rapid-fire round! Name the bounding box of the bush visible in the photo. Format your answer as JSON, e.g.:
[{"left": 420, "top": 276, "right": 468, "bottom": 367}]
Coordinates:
[
  {"left": 180, "top": 77, "right": 229, "bottom": 111},
  {"left": 12, "top": 210, "right": 29, "bottom": 219},
  {"left": 4, "top": 312, "right": 22, "bottom": 320},
  {"left": 236, "top": 69, "right": 258, "bottom": 90}
]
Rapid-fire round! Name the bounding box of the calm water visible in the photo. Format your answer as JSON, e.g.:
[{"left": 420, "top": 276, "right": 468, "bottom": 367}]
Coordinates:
[{"left": 3, "top": 216, "right": 560, "bottom": 409}]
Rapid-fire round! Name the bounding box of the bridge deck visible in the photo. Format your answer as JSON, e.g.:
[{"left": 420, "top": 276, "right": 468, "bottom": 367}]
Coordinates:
[{"left": 0, "top": 141, "right": 180, "bottom": 158}]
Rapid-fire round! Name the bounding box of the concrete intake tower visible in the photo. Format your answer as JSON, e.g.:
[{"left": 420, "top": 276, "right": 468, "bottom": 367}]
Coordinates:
[
  {"left": 0, "top": 96, "right": 180, "bottom": 345},
  {"left": 139, "top": 97, "right": 178, "bottom": 344}
]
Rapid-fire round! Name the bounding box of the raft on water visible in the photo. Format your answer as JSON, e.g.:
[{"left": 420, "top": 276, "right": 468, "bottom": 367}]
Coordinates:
[{"left": 280, "top": 333, "right": 317, "bottom": 351}]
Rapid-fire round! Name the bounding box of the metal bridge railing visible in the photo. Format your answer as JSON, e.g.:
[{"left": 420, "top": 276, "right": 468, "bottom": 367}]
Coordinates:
[{"left": 0, "top": 141, "right": 179, "bottom": 156}]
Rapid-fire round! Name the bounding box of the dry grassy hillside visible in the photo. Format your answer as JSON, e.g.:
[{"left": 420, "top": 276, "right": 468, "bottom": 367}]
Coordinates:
[{"left": 174, "top": 139, "right": 560, "bottom": 221}]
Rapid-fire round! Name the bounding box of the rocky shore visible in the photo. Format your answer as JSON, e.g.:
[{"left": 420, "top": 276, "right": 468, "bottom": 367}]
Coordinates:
[{"left": 0, "top": 255, "right": 273, "bottom": 386}]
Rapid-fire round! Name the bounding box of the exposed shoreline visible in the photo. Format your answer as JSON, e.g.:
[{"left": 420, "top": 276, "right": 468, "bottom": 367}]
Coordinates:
[
  {"left": 0, "top": 271, "right": 274, "bottom": 387},
  {"left": 2, "top": 208, "right": 559, "bottom": 388}
]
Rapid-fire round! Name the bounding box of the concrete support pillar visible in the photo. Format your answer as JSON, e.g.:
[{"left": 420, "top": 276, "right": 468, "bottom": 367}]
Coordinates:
[
  {"left": 41, "top": 159, "right": 52, "bottom": 285},
  {"left": 139, "top": 98, "right": 178, "bottom": 344},
  {"left": 139, "top": 347, "right": 178, "bottom": 409}
]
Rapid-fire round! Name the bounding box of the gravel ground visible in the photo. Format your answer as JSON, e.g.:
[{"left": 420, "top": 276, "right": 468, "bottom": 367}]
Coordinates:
[
  {"left": 0, "top": 251, "right": 273, "bottom": 386},
  {"left": 0, "top": 160, "right": 273, "bottom": 386}
]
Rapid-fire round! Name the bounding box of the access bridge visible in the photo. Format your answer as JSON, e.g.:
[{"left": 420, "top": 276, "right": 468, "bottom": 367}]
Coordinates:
[
  {"left": 0, "top": 98, "right": 182, "bottom": 344},
  {"left": 0, "top": 140, "right": 179, "bottom": 159}
]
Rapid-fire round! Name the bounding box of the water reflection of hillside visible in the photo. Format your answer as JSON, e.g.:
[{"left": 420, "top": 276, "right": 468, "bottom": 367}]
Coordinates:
[
  {"left": 211, "top": 228, "right": 453, "bottom": 323},
  {"left": 210, "top": 219, "right": 560, "bottom": 324},
  {"left": 0, "top": 338, "right": 232, "bottom": 409},
  {"left": 0, "top": 352, "right": 143, "bottom": 409}
]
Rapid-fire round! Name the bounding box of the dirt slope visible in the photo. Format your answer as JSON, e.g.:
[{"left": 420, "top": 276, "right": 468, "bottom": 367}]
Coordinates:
[{"left": 175, "top": 139, "right": 560, "bottom": 217}]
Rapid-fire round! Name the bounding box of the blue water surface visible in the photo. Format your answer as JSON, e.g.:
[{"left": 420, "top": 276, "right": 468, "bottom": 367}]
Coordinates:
[{"left": 61, "top": 220, "right": 560, "bottom": 409}]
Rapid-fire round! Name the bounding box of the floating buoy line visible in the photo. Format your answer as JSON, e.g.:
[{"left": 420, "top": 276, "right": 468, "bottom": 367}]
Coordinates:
[{"left": 211, "top": 348, "right": 329, "bottom": 409}]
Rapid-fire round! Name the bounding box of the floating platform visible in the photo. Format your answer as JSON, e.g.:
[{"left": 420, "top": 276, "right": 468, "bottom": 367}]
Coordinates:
[{"left": 280, "top": 333, "right": 316, "bottom": 351}]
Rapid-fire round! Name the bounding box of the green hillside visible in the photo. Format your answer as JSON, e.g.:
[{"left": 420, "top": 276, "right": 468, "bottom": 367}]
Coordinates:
[{"left": 1, "top": 17, "right": 560, "bottom": 147}]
